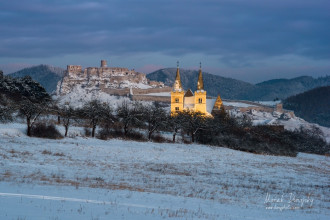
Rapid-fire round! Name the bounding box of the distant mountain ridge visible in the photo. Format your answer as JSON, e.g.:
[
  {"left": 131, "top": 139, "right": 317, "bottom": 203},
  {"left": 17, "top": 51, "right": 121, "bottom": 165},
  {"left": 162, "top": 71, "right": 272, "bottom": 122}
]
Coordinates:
[
  {"left": 283, "top": 86, "right": 330, "bottom": 127},
  {"left": 9, "top": 65, "right": 65, "bottom": 93},
  {"left": 147, "top": 68, "right": 330, "bottom": 100},
  {"left": 146, "top": 68, "right": 254, "bottom": 100},
  {"left": 251, "top": 76, "right": 330, "bottom": 100}
]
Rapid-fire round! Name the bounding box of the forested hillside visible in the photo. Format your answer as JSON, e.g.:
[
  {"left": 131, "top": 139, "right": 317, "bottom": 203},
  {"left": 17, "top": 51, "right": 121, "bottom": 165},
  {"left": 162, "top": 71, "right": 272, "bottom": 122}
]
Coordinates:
[
  {"left": 283, "top": 86, "right": 330, "bottom": 127},
  {"left": 9, "top": 65, "right": 64, "bottom": 93}
]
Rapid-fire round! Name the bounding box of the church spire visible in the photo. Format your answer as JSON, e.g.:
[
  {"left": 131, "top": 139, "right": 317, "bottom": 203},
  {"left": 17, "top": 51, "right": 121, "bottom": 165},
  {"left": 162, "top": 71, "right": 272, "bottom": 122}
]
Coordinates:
[
  {"left": 173, "top": 61, "right": 183, "bottom": 91},
  {"left": 197, "top": 62, "right": 204, "bottom": 91}
]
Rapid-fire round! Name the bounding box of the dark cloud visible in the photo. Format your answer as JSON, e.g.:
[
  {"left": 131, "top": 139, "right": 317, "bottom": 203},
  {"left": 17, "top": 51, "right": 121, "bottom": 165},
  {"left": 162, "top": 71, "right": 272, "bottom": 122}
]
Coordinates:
[{"left": 0, "top": 0, "right": 329, "bottom": 74}]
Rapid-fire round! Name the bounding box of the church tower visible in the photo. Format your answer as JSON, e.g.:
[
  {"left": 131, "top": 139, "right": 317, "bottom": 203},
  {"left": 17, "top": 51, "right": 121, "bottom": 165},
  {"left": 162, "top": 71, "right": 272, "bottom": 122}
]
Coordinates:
[
  {"left": 194, "top": 62, "right": 207, "bottom": 114},
  {"left": 171, "top": 61, "right": 185, "bottom": 114}
]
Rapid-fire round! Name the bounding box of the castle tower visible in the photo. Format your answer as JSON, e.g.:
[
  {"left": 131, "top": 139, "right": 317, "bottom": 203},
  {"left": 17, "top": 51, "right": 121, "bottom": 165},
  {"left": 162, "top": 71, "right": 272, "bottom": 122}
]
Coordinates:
[
  {"left": 101, "top": 60, "right": 107, "bottom": 68},
  {"left": 171, "top": 61, "right": 185, "bottom": 114},
  {"left": 194, "top": 62, "right": 207, "bottom": 114}
]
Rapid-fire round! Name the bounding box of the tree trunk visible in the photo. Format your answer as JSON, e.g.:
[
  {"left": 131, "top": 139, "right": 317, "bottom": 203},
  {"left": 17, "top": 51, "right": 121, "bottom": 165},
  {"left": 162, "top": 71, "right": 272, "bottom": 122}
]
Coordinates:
[
  {"left": 124, "top": 124, "right": 128, "bottom": 136},
  {"left": 65, "top": 125, "right": 68, "bottom": 137},
  {"left": 148, "top": 123, "right": 152, "bottom": 140},
  {"left": 172, "top": 128, "right": 177, "bottom": 143},
  {"left": 92, "top": 125, "right": 96, "bottom": 137},
  {"left": 27, "top": 117, "right": 31, "bottom": 136},
  {"left": 57, "top": 115, "right": 61, "bottom": 124},
  {"left": 191, "top": 132, "right": 195, "bottom": 143}
]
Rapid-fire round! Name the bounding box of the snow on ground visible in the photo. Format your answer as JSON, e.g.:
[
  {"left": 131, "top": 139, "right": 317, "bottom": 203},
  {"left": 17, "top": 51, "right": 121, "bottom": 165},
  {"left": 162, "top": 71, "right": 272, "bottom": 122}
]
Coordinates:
[
  {"left": 255, "top": 101, "right": 282, "bottom": 107},
  {"left": 223, "top": 101, "right": 257, "bottom": 108},
  {"left": 120, "top": 81, "right": 152, "bottom": 89},
  {"left": 53, "top": 86, "right": 130, "bottom": 108},
  {"left": 0, "top": 123, "right": 329, "bottom": 219}
]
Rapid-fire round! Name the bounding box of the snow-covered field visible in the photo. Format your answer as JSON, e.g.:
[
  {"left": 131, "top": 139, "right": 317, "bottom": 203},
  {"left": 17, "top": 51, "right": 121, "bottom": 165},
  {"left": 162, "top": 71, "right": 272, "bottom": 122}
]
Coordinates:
[{"left": 0, "top": 123, "right": 329, "bottom": 219}]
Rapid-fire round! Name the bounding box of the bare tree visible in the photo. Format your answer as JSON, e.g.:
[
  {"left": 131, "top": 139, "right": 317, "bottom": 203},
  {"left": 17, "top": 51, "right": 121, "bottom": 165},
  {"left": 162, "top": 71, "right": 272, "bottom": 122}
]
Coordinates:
[
  {"left": 116, "top": 101, "right": 143, "bottom": 136},
  {"left": 178, "top": 110, "right": 207, "bottom": 143},
  {"left": 80, "top": 100, "right": 113, "bottom": 137},
  {"left": 58, "top": 104, "right": 77, "bottom": 137},
  {"left": 17, "top": 99, "right": 49, "bottom": 136},
  {"left": 141, "top": 102, "right": 168, "bottom": 140},
  {"left": 168, "top": 113, "right": 184, "bottom": 143},
  {"left": 0, "top": 94, "right": 14, "bottom": 123}
]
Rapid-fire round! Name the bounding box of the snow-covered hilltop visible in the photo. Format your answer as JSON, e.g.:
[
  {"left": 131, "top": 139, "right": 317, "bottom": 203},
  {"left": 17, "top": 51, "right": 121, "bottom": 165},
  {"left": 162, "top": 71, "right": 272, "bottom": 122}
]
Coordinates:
[{"left": 56, "top": 60, "right": 166, "bottom": 96}]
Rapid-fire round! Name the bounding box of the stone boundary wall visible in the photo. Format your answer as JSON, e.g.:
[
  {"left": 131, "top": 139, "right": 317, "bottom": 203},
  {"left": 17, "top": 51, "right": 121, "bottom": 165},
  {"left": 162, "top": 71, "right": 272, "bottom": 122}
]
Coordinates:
[
  {"left": 132, "top": 87, "right": 172, "bottom": 95},
  {"left": 100, "top": 87, "right": 171, "bottom": 96},
  {"left": 132, "top": 95, "right": 171, "bottom": 102},
  {"left": 101, "top": 88, "right": 130, "bottom": 96}
]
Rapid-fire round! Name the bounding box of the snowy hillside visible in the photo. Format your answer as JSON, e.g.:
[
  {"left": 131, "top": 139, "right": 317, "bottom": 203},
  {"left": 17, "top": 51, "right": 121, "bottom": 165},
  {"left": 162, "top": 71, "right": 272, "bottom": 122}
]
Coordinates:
[
  {"left": 53, "top": 86, "right": 132, "bottom": 108},
  {"left": 229, "top": 108, "right": 330, "bottom": 142},
  {"left": 0, "top": 123, "right": 329, "bottom": 219}
]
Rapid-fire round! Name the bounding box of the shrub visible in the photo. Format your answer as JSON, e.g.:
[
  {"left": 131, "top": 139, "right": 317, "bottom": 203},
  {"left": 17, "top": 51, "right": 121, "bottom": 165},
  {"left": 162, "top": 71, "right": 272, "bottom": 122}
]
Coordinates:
[
  {"left": 97, "top": 127, "right": 112, "bottom": 140},
  {"left": 97, "top": 124, "right": 124, "bottom": 140},
  {"left": 291, "top": 126, "right": 330, "bottom": 155},
  {"left": 84, "top": 127, "right": 91, "bottom": 137},
  {"left": 125, "top": 131, "right": 147, "bottom": 142},
  {"left": 151, "top": 134, "right": 167, "bottom": 143},
  {"left": 30, "top": 123, "right": 63, "bottom": 139}
]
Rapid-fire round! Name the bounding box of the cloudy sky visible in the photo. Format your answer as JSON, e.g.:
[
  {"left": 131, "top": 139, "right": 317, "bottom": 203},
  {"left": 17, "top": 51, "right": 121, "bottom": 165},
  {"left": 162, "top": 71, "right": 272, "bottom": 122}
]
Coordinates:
[{"left": 0, "top": 0, "right": 329, "bottom": 83}]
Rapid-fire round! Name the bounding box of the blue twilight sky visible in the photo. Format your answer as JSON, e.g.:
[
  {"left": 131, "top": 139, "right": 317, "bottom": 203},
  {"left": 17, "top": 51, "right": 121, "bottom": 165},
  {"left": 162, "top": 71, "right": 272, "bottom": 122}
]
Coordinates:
[{"left": 0, "top": 0, "right": 329, "bottom": 83}]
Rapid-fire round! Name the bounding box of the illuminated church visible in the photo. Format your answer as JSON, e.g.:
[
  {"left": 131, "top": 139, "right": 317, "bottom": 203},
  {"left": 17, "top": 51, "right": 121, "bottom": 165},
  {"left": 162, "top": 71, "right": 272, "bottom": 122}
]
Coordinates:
[{"left": 171, "top": 62, "right": 223, "bottom": 115}]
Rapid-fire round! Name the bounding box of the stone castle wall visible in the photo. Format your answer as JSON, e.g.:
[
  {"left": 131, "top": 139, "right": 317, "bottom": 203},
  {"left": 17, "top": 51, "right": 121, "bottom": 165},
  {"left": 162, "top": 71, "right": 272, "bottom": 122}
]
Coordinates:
[
  {"left": 99, "top": 87, "right": 171, "bottom": 97},
  {"left": 67, "top": 64, "right": 139, "bottom": 79},
  {"left": 132, "top": 87, "right": 171, "bottom": 95},
  {"left": 132, "top": 95, "right": 171, "bottom": 102}
]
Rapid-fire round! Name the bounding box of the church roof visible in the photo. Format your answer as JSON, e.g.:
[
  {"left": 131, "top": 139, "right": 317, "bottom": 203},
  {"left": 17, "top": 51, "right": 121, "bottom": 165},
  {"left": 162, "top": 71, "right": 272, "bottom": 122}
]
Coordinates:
[
  {"left": 197, "top": 68, "right": 204, "bottom": 91},
  {"left": 206, "top": 98, "right": 217, "bottom": 114},
  {"left": 173, "top": 65, "right": 183, "bottom": 91},
  {"left": 184, "top": 89, "right": 194, "bottom": 97}
]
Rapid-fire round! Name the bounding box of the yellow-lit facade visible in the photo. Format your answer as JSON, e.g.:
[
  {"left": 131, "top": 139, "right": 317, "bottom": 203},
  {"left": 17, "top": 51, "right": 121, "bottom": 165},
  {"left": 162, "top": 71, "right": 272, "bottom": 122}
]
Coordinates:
[
  {"left": 194, "top": 90, "right": 207, "bottom": 113},
  {"left": 170, "top": 90, "right": 184, "bottom": 112},
  {"left": 170, "top": 63, "right": 213, "bottom": 115}
]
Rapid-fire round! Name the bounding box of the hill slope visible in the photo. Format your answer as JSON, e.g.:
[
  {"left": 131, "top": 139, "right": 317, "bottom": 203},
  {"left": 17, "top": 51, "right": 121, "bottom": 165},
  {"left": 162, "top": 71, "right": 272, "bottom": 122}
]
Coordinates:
[
  {"left": 250, "top": 76, "right": 330, "bottom": 100},
  {"left": 9, "top": 65, "right": 65, "bottom": 93},
  {"left": 283, "top": 86, "right": 330, "bottom": 127},
  {"left": 147, "top": 69, "right": 330, "bottom": 100}
]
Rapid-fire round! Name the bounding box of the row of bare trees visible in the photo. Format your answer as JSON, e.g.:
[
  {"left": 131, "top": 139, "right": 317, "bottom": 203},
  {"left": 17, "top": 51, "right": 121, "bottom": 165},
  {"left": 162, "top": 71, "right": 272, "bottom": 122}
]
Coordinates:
[
  {"left": 0, "top": 92, "right": 235, "bottom": 142},
  {"left": 6, "top": 96, "right": 217, "bottom": 142}
]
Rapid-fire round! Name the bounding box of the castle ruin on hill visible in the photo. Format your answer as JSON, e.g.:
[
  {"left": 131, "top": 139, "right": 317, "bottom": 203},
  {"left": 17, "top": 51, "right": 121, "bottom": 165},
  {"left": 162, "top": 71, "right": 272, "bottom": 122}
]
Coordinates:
[{"left": 56, "top": 60, "right": 171, "bottom": 101}]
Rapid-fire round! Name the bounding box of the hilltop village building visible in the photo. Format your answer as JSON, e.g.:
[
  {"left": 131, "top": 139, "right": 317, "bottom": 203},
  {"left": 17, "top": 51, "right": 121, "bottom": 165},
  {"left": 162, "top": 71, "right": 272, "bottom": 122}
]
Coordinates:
[{"left": 171, "top": 63, "right": 223, "bottom": 115}]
